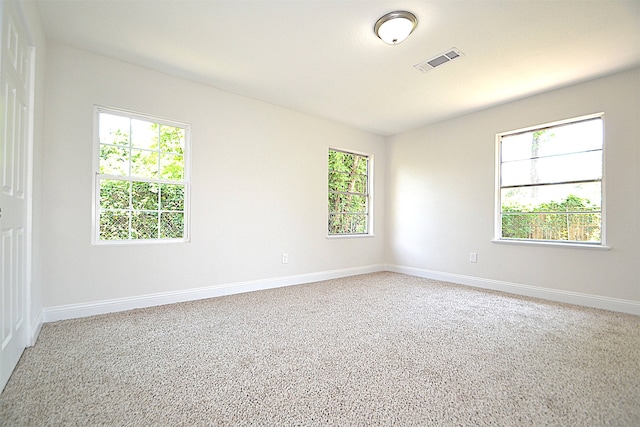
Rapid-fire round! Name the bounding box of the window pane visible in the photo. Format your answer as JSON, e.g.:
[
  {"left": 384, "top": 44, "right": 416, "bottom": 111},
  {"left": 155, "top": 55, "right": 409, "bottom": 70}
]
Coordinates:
[
  {"left": 354, "top": 175, "right": 368, "bottom": 194},
  {"left": 131, "top": 149, "right": 159, "bottom": 178},
  {"left": 131, "top": 119, "right": 158, "bottom": 150},
  {"left": 501, "top": 182, "right": 601, "bottom": 212},
  {"left": 329, "top": 193, "right": 349, "bottom": 213},
  {"left": 346, "top": 195, "right": 367, "bottom": 213},
  {"left": 329, "top": 171, "right": 367, "bottom": 194},
  {"left": 159, "top": 125, "right": 185, "bottom": 154},
  {"left": 501, "top": 118, "right": 602, "bottom": 162},
  {"left": 100, "top": 179, "right": 130, "bottom": 210},
  {"left": 160, "top": 184, "right": 185, "bottom": 211},
  {"left": 160, "top": 212, "right": 184, "bottom": 238},
  {"left": 328, "top": 214, "right": 343, "bottom": 234},
  {"left": 99, "top": 145, "right": 129, "bottom": 176},
  {"left": 99, "top": 113, "right": 130, "bottom": 147},
  {"left": 351, "top": 214, "right": 368, "bottom": 233},
  {"left": 501, "top": 150, "right": 602, "bottom": 187},
  {"left": 328, "top": 171, "right": 344, "bottom": 192},
  {"left": 328, "top": 193, "right": 340, "bottom": 212},
  {"left": 328, "top": 150, "right": 350, "bottom": 172},
  {"left": 160, "top": 153, "right": 184, "bottom": 180},
  {"left": 131, "top": 211, "right": 159, "bottom": 239},
  {"left": 99, "top": 210, "right": 130, "bottom": 240},
  {"left": 328, "top": 213, "right": 367, "bottom": 234},
  {"left": 329, "top": 194, "right": 367, "bottom": 213},
  {"left": 568, "top": 213, "right": 601, "bottom": 242},
  {"left": 328, "top": 151, "right": 367, "bottom": 174},
  {"left": 131, "top": 181, "right": 159, "bottom": 211},
  {"left": 502, "top": 212, "right": 601, "bottom": 242}
]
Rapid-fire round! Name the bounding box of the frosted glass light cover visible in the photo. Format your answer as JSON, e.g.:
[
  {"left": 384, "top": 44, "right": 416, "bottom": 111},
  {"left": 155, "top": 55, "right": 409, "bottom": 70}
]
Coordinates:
[
  {"left": 378, "top": 18, "right": 413, "bottom": 44},
  {"left": 375, "top": 12, "right": 417, "bottom": 45}
]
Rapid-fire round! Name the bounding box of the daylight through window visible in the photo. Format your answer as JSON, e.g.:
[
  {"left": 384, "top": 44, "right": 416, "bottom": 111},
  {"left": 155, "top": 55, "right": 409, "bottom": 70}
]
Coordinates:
[
  {"left": 498, "top": 114, "right": 603, "bottom": 244},
  {"left": 328, "top": 149, "right": 370, "bottom": 235},
  {"left": 94, "top": 107, "right": 189, "bottom": 243}
]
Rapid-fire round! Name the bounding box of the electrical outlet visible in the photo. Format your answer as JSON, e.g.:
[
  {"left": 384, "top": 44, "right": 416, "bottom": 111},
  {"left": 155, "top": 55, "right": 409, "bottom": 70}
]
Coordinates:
[
  {"left": 469, "top": 252, "right": 477, "bottom": 263},
  {"left": 282, "top": 253, "right": 288, "bottom": 264}
]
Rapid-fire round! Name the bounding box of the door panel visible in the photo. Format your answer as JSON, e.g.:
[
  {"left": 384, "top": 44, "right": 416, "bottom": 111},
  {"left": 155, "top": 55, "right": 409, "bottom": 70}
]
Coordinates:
[
  {"left": 1, "top": 230, "right": 12, "bottom": 350},
  {"left": 0, "top": 0, "right": 31, "bottom": 392}
]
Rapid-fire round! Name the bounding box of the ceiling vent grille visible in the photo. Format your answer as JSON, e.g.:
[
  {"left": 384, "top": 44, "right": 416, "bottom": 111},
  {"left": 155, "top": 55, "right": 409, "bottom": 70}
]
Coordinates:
[{"left": 414, "top": 48, "right": 464, "bottom": 72}]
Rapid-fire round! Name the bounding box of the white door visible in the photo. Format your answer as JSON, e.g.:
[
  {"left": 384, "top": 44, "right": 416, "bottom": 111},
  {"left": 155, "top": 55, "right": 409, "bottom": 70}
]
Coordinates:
[{"left": 0, "top": 0, "right": 32, "bottom": 392}]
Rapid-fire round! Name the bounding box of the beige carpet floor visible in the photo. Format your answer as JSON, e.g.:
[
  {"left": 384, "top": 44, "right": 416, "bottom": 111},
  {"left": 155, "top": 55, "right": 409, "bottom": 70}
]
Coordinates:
[{"left": 1, "top": 272, "right": 639, "bottom": 426}]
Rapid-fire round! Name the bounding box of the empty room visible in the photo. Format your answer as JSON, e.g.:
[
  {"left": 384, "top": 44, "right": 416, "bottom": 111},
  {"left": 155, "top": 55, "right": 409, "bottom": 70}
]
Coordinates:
[{"left": 1, "top": 0, "right": 639, "bottom": 425}]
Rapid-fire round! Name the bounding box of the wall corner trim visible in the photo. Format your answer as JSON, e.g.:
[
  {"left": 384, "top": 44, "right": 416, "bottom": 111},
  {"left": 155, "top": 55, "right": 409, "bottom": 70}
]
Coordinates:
[
  {"left": 42, "top": 264, "right": 386, "bottom": 323},
  {"left": 385, "top": 264, "right": 640, "bottom": 315},
  {"left": 29, "top": 309, "right": 44, "bottom": 346}
]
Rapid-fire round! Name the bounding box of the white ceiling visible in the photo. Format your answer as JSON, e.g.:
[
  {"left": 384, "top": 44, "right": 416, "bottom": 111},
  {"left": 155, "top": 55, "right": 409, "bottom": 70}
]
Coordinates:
[{"left": 35, "top": 0, "right": 640, "bottom": 136}]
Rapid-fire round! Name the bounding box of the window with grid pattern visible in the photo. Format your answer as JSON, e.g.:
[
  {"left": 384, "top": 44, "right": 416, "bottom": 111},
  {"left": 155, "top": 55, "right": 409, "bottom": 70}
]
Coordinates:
[
  {"left": 94, "top": 107, "right": 190, "bottom": 243},
  {"left": 497, "top": 114, "right": 603, "bottom": 244},
  {"left": 328, "top": 149, "right": 370, "bottom": 235}
]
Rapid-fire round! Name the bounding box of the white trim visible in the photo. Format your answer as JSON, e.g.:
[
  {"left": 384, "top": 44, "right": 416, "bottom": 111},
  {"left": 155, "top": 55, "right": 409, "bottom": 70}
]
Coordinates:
[
  {"left": 492, "top": 239, "right": 610, "bottom": 250},
  {"left": 494, "top": 132, "right": 502, "bottom": 241},
  {"left": 386, "top": 264, "right": 640, "bottom": 315},
  {"left": 29, "top": 308, "right": 42, "bottom": 346},
  {"left": 95, "top": 105, "right": 190, "bottom": 130},
  {"left": 95, "top": 237, "right": 188, "bottom": 246},
  {"left": 43, "top": 264, "right": 385, "bottom": 322},
  {"left": 24, "top": 38, "right": 36, "bottom": 351},
  {"left": 91, "top": 108, "right": 99, "bottom": 243},
  {"left": 600, "top": 112, "right": 608, "bottom": 245},
  {"left": 327, "top": 233, "right": 376, "bottom": 239},
  {"left": 41, "top": 264, "right": 639, "bottom": 323},
  {"left": 497, "top": 112, "right": 605, "bottom": 137}
]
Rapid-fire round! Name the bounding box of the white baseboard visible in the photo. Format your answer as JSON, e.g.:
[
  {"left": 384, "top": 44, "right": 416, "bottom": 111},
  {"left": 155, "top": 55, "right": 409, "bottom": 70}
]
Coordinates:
[
  {"left": 29, "top": 309, "right": 43, "bottom": 346},
  {"left": 42, "top": 263, "right": 639, "bottom": 322},
  {"left": 386, "top": 264, "right": 640, "bottom": 315},
  {"left": 43, "top": 264, "right": 385, "bottom": 323}
]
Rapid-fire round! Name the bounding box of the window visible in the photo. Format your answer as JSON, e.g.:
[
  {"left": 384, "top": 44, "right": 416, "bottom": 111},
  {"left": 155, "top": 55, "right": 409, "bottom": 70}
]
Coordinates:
[
  {"left": 497, "top": 114, "right": 603, "bottom": 245},
  {"left": 328, "top": 149, "right": 371, "bottom": 235},
  {"left": 93, "top": 107, "right": 190, "bottom": 243}
]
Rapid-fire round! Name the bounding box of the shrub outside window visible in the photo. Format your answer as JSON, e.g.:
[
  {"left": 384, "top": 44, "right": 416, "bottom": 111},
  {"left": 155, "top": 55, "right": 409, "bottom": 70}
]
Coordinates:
[
  {"left": 94, "top": 107, "right": 190, "bottom": 243},
  {"left": 497, "top": 114, "right": 603, "bottom": 245},
  {"left": 328, "top": 149, "right": 371, "bottom": 235}
]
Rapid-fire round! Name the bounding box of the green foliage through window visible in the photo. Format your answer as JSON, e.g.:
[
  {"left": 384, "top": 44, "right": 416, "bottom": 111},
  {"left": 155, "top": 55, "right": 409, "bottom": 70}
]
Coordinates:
[
  {"left": 328, "top": 149, "right": 370, "bottom": 235},
  {"left": 96, "top": 109, "right": 188, "bottom": 242},
  {"left": 502, "top": 195, "right": 601, "bottom": 242}
]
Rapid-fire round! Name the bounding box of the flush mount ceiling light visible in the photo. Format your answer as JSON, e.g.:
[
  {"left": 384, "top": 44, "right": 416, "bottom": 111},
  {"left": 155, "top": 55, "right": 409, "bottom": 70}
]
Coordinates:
[{"left": 374, "top": 11, "right": 418, "bottom": 45}]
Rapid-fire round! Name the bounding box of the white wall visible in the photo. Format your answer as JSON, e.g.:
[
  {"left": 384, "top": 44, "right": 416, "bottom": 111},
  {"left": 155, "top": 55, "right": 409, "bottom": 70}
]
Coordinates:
[
  {"left": 39, "top": 41, "right": 639, "bottom": 315},
  {"left": 386, "top": 68, "right": 640, "bottom": 303},
  {"left": 41, "top": 42, "right": 385, "bottom": 308}
]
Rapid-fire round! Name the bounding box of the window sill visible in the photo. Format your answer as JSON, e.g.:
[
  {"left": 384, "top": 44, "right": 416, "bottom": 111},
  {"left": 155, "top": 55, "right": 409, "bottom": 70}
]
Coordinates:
[
  {"left": 93, "top": 238, "right": 190, "bottom": 246},
  {"left": 492, "top": 239, "right": 610, "bottom": 250},
  {"left": 327, "top": 234, "right": 375, "bottom": 239}
]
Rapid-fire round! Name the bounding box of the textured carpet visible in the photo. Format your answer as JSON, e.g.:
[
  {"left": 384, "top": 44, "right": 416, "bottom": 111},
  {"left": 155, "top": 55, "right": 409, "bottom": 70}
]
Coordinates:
[{"left": 1, "top": 272, "right": 639, "bottom": 426}]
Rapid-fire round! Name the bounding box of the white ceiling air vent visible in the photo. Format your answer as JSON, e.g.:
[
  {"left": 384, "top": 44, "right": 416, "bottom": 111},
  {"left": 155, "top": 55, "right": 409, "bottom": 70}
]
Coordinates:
[{"left": 414, "top": 48, "right": 464, "bottom": 73}]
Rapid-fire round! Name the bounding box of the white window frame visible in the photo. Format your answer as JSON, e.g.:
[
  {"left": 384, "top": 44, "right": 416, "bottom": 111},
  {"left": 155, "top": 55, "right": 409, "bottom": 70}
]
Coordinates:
[
  {"left": 327, "top": 148, "right": 374, "bottom": 238},
  {"left": 494, "top": 113, "right": 608, "bottom": 249},
  {"left": 92, "top": 106, "right": 191, "bottom": 245}
]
